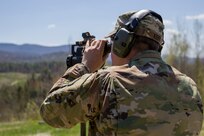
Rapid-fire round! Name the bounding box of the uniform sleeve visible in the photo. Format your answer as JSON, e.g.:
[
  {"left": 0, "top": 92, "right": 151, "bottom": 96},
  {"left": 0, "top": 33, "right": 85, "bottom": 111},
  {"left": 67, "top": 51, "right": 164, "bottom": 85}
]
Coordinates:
[
  {"left": 40, "top": 63, "right": 102, "bottom": 128},
  {"left": 177, "top": 74, "right": 203, "bottom": 113}
]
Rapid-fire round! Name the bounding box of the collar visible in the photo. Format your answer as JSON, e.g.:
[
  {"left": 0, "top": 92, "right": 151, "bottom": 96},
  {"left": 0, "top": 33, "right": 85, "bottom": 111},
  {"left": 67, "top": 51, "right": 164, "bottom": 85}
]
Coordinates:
[{"left": 129, "top": 50, "right": 163, "bottom": 67}]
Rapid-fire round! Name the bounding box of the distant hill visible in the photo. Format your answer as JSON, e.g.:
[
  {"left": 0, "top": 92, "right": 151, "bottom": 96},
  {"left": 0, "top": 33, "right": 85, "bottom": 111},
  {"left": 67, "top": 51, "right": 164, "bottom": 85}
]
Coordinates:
[
  {"left": 0, "top": 43, "right": 69, "bottom": 55},
  {"left": 0, "top": 43, "right": 70, "bottom": 62}
]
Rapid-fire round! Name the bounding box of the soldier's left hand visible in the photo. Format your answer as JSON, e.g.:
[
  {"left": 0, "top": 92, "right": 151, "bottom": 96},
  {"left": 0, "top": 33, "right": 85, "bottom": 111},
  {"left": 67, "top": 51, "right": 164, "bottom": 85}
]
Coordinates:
[{"left": 82, "top": 39, "right": 108, "bottom": 72}]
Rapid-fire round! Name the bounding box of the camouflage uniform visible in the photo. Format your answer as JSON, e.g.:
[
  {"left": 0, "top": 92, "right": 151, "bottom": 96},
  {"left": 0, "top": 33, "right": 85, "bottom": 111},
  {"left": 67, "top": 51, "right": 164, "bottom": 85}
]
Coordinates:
[{"left": 40, "top": 50, "right": 203, "bottom": 136}]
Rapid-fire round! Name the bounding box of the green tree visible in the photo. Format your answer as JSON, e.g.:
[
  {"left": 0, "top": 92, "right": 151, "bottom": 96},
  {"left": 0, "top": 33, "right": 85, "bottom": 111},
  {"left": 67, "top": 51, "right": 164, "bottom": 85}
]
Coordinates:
[{"left": 166, "top": 32, "right": 189, "bottom": 73}]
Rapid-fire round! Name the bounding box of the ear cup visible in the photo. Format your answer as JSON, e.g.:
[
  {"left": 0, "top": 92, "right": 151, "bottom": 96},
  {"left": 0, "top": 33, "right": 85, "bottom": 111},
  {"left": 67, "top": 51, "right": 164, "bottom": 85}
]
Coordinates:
[
  {"left": 112, "top": 15, "right": 141, "bottom": 58},
  {"left": 112, "top": 28, "right": 134, "bottom": 58}
]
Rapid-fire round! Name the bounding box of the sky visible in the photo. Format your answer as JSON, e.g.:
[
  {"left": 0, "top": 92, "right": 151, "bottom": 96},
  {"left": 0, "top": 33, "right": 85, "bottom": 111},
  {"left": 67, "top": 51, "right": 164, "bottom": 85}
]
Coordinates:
[{"left": 0, "top": 0, "right": 204, "bottom": 56}]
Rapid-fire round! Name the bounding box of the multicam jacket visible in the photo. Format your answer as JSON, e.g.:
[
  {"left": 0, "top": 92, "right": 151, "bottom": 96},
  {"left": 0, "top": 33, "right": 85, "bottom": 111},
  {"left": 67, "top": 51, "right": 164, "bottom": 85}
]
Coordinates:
[{"left": 40, "top": 50, "right": 203, "bottom": 136}]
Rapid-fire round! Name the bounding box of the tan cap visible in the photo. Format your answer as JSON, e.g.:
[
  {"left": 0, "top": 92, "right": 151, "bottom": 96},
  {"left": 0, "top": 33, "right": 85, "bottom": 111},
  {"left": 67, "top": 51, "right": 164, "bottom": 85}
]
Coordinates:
[{"left": 106, "top": 10, "right": 165, "bottom": 45}]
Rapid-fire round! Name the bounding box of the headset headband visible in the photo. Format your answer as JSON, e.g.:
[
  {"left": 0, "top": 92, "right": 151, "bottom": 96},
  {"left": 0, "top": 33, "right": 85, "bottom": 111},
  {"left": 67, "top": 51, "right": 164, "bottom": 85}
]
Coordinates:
[{"left": 130, "top": 9, "right": 163, "bottom": 23}]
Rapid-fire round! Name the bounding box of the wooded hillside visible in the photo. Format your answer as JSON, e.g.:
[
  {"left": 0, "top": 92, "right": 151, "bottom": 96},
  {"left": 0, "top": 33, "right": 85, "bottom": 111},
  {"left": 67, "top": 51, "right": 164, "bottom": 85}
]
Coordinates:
[{"left": 0, "top": 61, "right": 65, "bottom": 121}]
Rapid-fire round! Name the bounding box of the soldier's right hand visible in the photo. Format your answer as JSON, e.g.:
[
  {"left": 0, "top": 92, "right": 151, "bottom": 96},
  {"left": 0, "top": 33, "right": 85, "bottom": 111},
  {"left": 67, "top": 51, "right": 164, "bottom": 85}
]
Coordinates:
[{"left": 82, "top": 39, "right": 108, "bottom": 73}]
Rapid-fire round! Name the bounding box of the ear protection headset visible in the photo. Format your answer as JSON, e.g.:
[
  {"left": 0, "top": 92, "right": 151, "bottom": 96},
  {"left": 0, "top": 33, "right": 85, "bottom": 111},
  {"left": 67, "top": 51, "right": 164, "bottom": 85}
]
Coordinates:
[{"left": 112, "top": 9, "right": 163, "bottom": 58}]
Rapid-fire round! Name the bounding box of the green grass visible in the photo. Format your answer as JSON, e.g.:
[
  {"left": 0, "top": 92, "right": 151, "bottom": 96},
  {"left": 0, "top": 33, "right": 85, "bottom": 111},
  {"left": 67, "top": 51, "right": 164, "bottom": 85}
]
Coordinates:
[
  {"left": 0, "top": 120, "right": 203, "bottom": 136},
  {"left": 0, "top": 120, "right": 80, "bottom": 136}
]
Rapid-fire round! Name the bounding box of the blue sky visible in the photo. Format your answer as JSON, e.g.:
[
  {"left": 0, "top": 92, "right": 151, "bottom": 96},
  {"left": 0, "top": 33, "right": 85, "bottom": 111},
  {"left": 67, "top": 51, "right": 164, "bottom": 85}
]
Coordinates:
[{"left": 0, "top": 0, "right": 204, "bottom": 51}]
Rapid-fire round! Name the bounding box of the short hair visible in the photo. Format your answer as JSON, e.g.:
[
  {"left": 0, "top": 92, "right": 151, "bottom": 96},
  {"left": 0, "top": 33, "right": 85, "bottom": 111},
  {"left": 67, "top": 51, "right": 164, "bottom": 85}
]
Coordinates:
[{"left": 133, "top": 36, "right": 162, "bottom": 52}]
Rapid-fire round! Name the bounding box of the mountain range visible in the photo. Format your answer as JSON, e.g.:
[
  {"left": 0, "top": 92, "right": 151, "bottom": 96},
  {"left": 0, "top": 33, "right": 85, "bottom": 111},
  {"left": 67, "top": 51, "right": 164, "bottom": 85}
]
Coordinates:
[
  {"left": 0, "top": 43, "right": 70, "bottom": 62},
  {"left": 1, "top": 43, "right": 202, "bottom": 64}
]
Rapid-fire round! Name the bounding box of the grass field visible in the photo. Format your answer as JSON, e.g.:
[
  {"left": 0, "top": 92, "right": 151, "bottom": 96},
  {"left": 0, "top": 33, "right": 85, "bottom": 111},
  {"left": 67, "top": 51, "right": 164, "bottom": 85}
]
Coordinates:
[
  {"left": 0, "top": 72, "right": 28, "bottom": 87},
  {"left": 0, "top": 120, "right": 203, "bottom": 136},
  {"left": 0, "top": 120, "right": 81, "bottom": 136}
]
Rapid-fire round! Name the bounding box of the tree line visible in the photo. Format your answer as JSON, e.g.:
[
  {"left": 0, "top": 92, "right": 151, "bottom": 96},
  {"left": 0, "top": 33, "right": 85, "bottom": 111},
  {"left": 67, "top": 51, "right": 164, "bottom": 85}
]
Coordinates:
[{"left": 0, "top": 61, "right": 66, "bottom": 121}]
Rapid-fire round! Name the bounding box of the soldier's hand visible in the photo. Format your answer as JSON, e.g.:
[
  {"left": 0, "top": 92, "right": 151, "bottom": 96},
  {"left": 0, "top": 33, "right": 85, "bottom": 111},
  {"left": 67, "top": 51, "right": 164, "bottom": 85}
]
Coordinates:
[{"left": 82, "top": 39, "right": 108, "bottom": 73}]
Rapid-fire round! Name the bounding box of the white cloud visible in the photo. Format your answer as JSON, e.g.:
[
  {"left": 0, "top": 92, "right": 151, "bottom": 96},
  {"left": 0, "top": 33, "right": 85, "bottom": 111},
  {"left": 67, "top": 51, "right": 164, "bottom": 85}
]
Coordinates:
[
  {"left": 163, "top": 20, "right": 173, "bottom": 26},
  {"left": 47, "top": 24, "right": 56, "bottom": 29},
  {"left": 185, "top": 14, "right": 204, "bottom": 20}
]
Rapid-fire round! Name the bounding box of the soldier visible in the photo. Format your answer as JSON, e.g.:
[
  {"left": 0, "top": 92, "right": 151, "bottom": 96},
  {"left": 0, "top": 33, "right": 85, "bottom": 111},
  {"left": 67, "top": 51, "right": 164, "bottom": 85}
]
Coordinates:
[{"left": 40, "top": 9, "right": 203, "bottom": 136}]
